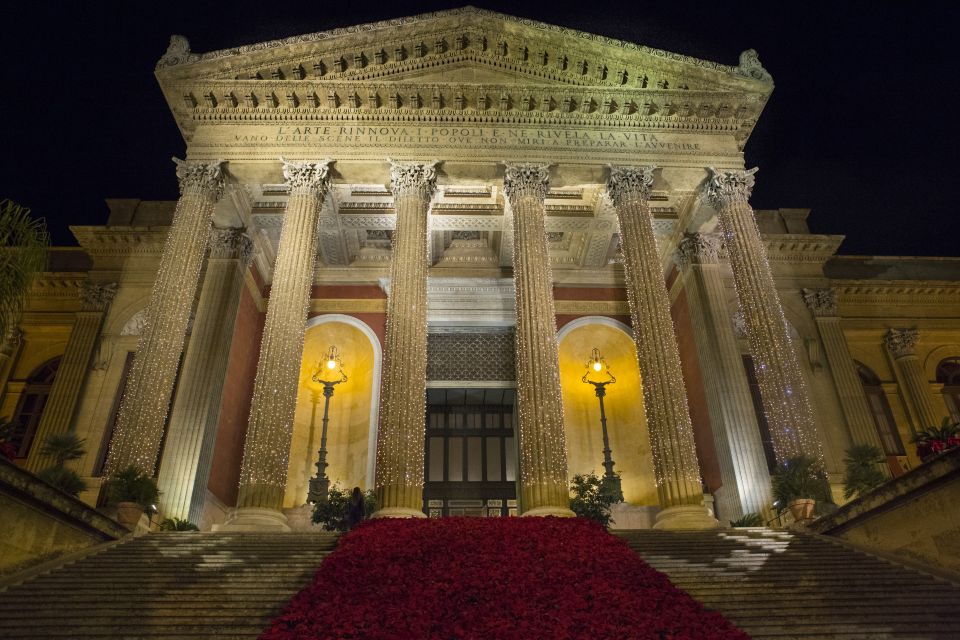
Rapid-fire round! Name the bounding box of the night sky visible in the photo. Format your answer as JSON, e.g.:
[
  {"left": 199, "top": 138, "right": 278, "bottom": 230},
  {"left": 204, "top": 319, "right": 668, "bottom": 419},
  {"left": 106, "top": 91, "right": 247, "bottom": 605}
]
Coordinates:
[{"left": 3, "top": 1, "right": 957, "bottom": 256}]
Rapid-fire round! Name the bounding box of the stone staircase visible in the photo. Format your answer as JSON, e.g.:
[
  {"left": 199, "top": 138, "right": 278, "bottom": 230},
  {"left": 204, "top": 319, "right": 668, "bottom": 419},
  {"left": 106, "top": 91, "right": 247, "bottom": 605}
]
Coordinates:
[
  {"left": 0, "top": 531, "right": 338, "bottom": 639},
  {"left": 619, "top": 528, "right": 960, "bottom": 640}
]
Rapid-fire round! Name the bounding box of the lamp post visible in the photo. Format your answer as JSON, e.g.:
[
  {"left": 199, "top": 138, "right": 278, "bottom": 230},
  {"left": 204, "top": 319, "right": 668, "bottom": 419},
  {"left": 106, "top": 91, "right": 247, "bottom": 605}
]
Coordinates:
[
  {"left": 307, "top": 345, "right": 348, "bottom": 504},
  {"left": 582, "top": 347, "right": 622, "bottom": 498}
]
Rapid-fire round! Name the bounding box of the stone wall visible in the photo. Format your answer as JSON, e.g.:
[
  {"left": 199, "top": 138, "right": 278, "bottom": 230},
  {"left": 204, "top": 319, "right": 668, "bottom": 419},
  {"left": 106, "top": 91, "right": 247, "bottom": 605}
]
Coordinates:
[
  {"left": 811, "top": 447, "right": 960, "bottom": 578},
  {"left": 0, "top": 457, "right": 127, "bottom": 576}
]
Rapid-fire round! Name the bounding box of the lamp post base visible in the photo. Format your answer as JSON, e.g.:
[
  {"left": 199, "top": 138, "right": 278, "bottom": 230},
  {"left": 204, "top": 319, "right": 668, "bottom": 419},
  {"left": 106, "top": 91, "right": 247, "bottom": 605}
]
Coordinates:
[
  {"left": 214, "top": 507, "right": 292, "bottom": 532},
  {"left": 653, "top": 505, "right": 719, "bottom": 530}
]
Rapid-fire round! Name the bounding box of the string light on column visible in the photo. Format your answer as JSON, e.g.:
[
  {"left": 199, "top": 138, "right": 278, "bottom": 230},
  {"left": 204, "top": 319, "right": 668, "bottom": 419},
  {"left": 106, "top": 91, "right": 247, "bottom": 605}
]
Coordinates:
[
  {"left": 105, "top": 158, "right": 225, "bottom": 476},
  {"left": 704, "top": 167, "right": 825, "bottom": 468},
  {"left": 236, "top": 158, "right": 332, "bottom": 509},
  {"left": 607, "top": 165, "right": 705, "bottom": 507}
]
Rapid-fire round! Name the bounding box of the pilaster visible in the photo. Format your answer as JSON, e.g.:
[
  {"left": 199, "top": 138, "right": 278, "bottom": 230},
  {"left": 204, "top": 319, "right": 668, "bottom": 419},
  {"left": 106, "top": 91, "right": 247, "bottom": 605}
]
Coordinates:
[
  {"left": 504, "top": 163, "right": 573, "bottom": 517},
  {"left": 157, "top": 228, "right": 253, "bottom": 523},
  {"left": 373, "top": 160, "right": 436, "bottom": 518},
  {"left": 704, "top": 168, "right": 825, "bottom": 467},
  {"left": 105, "top": 159, "right": 225, "bottom": 475},
  {"left": 227, "top": 159, "right": 331, "bottom": 530},
  {"left": 675, "top": 233, "right": 771, "bottom": 519},
  {"left": 803, "top": 288, "right": 885, "bottom": 452},
  {"left": 608, "top": 167, "right": 716, "bottom": 529},
  {"left": 884, "top": 328, "right": 941, "bottom": 433}
]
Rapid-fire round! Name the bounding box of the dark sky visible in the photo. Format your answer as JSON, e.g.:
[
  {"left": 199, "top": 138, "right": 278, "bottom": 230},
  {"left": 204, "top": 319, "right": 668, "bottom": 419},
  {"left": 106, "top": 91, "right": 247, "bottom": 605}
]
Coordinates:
[{"left": 3, "top": 1, "right": 957, "bottom": 256}]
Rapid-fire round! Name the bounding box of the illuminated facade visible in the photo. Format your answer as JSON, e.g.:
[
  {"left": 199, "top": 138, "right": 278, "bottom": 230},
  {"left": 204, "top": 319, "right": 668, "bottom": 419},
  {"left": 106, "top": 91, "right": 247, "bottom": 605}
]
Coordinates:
[{"left": 4, "top": 7, "right": 959, "bottom": 531}]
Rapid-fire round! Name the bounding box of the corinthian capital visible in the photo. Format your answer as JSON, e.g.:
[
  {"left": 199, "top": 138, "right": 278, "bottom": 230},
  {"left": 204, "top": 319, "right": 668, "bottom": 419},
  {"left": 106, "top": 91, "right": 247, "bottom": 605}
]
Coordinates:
[
  {"left": 281, "top": 157, "right": 333, "bottom": 194},
  {"left": 173, "top": 158, "right": 226, "bottom": 199},
  {"left": 388, "top": 159, "right": 439, "bottom": 198},
  {"left": 884, "top": 328, "right": 919, "bottom": 358},
  {"left": 703, "top": 167, "right": 758, "bottom": 210},
  {"left": 502, "top": 163, "right": 551, "bottom": 201},
  {"left": 0, "top": 327, "right": 22, "bottom": 357},
  {"left": 674, "top": 233, "right": 723, "bottom": 268},
  {"left": 209, "top": 227, "right": 254, "bottom": 264},
  {"left": 79, "top": 281, "right": 118, "bottom": 312},
  {"left": 606, "top": 165, "right": 655, "bottom": 208},
  {"left": 802, "top": 288, "right": 838, "bottom": 317}
]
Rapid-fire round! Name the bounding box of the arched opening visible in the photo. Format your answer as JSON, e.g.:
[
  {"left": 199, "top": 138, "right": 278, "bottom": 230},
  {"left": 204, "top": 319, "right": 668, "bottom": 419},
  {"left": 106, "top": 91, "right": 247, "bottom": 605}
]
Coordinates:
[
  {"left": 283, "top": 315, "right": 381, "bottom": 508},
  {"left": 855, "top": 361, "right": 906, "bottom": 475},
  {"left": 557, "top": 318, "right": 656, "bottom": 505},
  {"left": 10, "top": 357, "right": 60, "bottom": 458},
  {"left": 936, "top": 357, "right": 960, "bottom": 422}
]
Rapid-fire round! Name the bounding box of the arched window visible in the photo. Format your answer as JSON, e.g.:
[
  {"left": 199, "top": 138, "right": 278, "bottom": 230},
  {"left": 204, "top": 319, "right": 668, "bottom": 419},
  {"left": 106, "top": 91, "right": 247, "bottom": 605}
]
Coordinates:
[
  {"left": 855, "top": 361, "right": 905, "bottom": 456},
  {"left": 741, "top": 355, "right": 777, "bottom": 472},
  {"left": 10, "top": 357, "right": 60, "bottom": 458},
  {"left": 936, "top": 357, "right": 960, "bottom": 422}
]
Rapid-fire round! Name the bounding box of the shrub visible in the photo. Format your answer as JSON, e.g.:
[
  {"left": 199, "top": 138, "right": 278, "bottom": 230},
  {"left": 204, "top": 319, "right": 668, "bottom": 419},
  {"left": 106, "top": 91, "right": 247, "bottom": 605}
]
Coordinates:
[
  {"left": 771, "top": 455, "right": 832, "bottom": 509},
  {"left": 312, "top": 485, "right": 377, "bottom": 532},
  {"left": 40, "top": 433, "right": 86, "bottom": 468},
  {"left": 569, "top": 472, "right": 623, "bottom": 528},
  {"left": 104, "top": 465, "right": 160, "bottom": 508},
  {"left": 842, "top": 444, "right": 887, "bottom": 499},
  {"left": 159, "top": 517, "right": 199, "bottom": 531},
  {"left": 729, "top": 512, "right": 764, "bottom": 528},
  {"left": 37, "top": 466, "right": 87, "bottom": 496}
]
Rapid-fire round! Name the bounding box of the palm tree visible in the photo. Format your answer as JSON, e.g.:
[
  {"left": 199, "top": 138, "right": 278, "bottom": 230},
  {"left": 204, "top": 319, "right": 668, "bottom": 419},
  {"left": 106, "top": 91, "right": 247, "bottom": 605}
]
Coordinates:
[
  {"left": 0, "top": 198, "right": 49, "bottom": 341},
  {"left": 39, "top": 433, "right": 86, "bottom": 469}
]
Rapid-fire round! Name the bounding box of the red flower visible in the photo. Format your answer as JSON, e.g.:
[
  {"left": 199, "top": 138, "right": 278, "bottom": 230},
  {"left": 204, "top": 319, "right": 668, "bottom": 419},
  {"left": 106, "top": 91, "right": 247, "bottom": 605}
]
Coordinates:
[
  {"left": 0, "top": 442, "right": 16, "bottom": 460},
  {"left": 260, "top": 518, "right": 751, "bottom": 640}
]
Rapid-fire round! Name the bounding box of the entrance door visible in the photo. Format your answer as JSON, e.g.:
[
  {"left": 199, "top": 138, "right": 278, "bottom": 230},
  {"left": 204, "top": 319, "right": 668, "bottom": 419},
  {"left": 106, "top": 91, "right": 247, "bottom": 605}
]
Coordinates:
[{"left": 423, "top": 388, "right": 518, "bottom": 517}]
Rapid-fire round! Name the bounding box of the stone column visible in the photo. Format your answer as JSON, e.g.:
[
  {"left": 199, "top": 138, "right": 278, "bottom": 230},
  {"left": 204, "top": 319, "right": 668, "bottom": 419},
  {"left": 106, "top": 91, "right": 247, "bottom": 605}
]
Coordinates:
[
  {"left": 884, "top": 328, "right": 941, "bottom": 433},
  {"left": 104, "top": 159, "right": 225, "bottom": 476},
  {"left": 704, "top": 168, "right": 825, "bottom": 466},
  {"left": 26, "top": 282, "right": 117, "bottom": 472},
  {"left": 607, "top": 167, "right": 716, "bottom": 529},
  {"left": 227, "top": 159, "right": 331, "bottom": 531},
  {"left": 373, "top": 160, "right": 436, "bottom": 518},
  {"left": 0, "top": 328, "right": 23, "bottom": 399},
  {"left": 803, "top": 288, "right": 885, "bottom": 451},
  {"left": 676, "top": 233, "right": 771, "bottom": 520},
  {"left": 157, "top": 228, "right": 253, "bottom": 523},
  {"left": 503, "top": 163, "right": 573, "bottom": 517}
]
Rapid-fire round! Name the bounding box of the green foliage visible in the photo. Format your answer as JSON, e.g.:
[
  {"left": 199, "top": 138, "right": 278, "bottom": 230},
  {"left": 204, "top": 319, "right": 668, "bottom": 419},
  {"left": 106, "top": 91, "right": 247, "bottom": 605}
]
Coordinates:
[
  {"left": 843, "top": 444, "right": 888, "bottom": 499},
  {"left": 0, "top": 416, "right": 16, "bottom": 443},
  {"left": 104, "top": 465, "right": 160, "bottom": 508},
  {"left": 910, "top": 417, "right": 960, "bottom": 445},
  {"left": 569, "top": 473, "right": 623, "bottom": 528},
  {"left": 771, "top": 455, "right": 832, "bottom": 509},
  {"left": 729, "top": 512, "right": 764, "bottom": 528},
  {"left": 159, "top": 517, "right": 199, "bottom": 531},
  {"left": 311, "top": 485, "right": 377, "bottom": 532},
  {"left": 40, "top": 433, "right": 86, "bottom": 468},
  {"left": 0, "top": 199, "right": 49, "bottom": 341},
  {"left": 37, "top": 467, "right": 87, "bottom": 496}
]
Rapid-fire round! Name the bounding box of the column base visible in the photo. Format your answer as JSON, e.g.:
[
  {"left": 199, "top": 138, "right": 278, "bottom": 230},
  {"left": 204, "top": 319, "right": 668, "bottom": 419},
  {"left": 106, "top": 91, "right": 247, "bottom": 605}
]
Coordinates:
[
  {"left": 370, "top": 506, "right": 427, "bottom": 519},
  {"left": 521, "top": 505, "right": 576, "bottom": 518},
  {"left": 653, "top": 505, "right": 719, "bottom": 530},
  {"left": 213, "top": 507, "right": 291, "bottom": 532}
]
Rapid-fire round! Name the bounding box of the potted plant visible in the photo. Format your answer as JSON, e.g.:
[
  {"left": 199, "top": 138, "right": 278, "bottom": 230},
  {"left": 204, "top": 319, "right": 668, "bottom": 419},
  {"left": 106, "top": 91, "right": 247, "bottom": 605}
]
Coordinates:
[
  {"left": 729, "top": 512, "right": 764, "bottom": 528},
  {"left": 842, "top": 444, "right": 887, "bottom": 500},
  {"left": 569, "top": 472, "right": 624, "bottom": 528},
  {"left": 911, "top": 418, "right": 960, "bottom": 462},
  {"left": 0, "top": 417, "right": 19, "bottom": 460},
  {"left": 36, "top": 432, "right": 88, "bottom": 496},
  {"left": 159, "top": 517, "right": 199, "bottom": 532},
  {"left": 104, "top": 465, "right": 160, "bottom": 529},
  {"left": 772, "top": 455, "right": 831, "bottom": 522}
]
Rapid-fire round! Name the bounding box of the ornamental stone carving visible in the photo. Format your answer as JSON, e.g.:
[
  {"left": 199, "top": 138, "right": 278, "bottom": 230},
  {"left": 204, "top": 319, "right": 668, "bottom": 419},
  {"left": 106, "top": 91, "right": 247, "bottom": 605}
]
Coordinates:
[
  {"left": 156, "top": 35, "right": 198, "bottom": 69},
  {"left": 606, "top": 165, "right": 655, "bottom": 207},
  {"left": 280, "top": 157, "right": 333, "bottom": 193},
  {"left": 703, "top": 167, "right": 758, "bottom": 209},
  {"left": 0, "top": 327, "right": 22, "bottom": 356},
  {"left": 388, "top": 159, "right": 439, "bottom": 198},
  {"left": 502, "top": 163, "right": 551, "bottom": 201},
  {"left": 209, "top": 227, "right": 254, "bottom": 264},
  {"left": 120, "top": 309, "right": 148, "bottom": 337},
  {"left": 675, "top": 232, "right": 723, "bottom": 268},
  {"left": 884, "top": 328, "right": 920, "bottom": 359},
  {"left": 173, "top": 158, "right": 226, "bottom": 199},
  {"left": 78, "top": 281, "right": 118, "bottom": 312},
  {"left": 802, "top": 288, "right": 838, "bottom": 317},
  {"left": 735, "top": 49, "right": 773, "bottom": 83}
]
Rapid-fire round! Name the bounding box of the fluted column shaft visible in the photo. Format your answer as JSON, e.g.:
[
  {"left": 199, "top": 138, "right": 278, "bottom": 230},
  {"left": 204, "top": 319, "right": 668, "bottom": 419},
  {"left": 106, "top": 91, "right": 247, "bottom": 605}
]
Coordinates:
[
  {"left": 0, "top": 328, "right": 23, "bottom": 401},
  {"left": 607, "top": 168, "right": 714, "bottom": 530},
  {"left": 105, "top": 159, "right": 225, "bottom": 475},
  {"left": 704, "top": 168, "right": 825, "bottom": 466},
  {"left": 803, "top": 289, "right": 885, "bottom": 451},
  {"left": 504, "top": 164, "right": 571, "bottom": 516},
  {"left": 885, "top": 328, "right": 941, "bottom": 432},
  {"left": 374, "top": 161, "right": 435, "bottom": 516},
  {"left": 677, "top": 233, "right": 771, "bottom": 519},
  {"left": 157, "top": 228, "right": 252, "bottom": 522},
  {"left": 27, "top": 282, "right": 117, "bottom": 471},
  {"left": 236, "top": 160, "right": 331, "bottom": 512}
]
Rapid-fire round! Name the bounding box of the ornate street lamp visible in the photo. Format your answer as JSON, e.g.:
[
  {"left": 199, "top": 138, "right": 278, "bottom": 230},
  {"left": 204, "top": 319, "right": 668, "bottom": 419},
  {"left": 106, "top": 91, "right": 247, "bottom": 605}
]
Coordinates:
[
  {"left": 307, "top": 345, "right": 348, "bottom": 504},
  {"left": 582, "top": 347, "right": 622, "bottom": 498}
]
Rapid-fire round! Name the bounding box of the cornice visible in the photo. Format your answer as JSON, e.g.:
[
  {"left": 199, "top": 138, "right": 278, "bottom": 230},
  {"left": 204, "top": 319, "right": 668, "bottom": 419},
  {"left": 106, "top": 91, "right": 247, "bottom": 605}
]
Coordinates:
[
  {"left": 763, "top": 234, "right": 843, "bottom": 264},
  {"left": 28, "top": 273, "right": 86, "bottom": 299},
  {"left": 70, "top": 226, "right": 169, "bottom": 257},
  {"left": 833, "top": 279, "right": 960, "bottom": 307}
]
